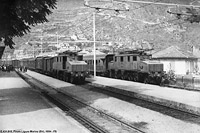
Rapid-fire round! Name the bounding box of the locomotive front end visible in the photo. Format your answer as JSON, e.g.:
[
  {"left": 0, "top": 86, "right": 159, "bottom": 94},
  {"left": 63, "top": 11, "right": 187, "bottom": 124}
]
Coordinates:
[
  {"left": 139, "top": 60, "right": 164, "bottom": 84},
  {"left": 67, "top": 60, "right": 88, "bottom": 82}
]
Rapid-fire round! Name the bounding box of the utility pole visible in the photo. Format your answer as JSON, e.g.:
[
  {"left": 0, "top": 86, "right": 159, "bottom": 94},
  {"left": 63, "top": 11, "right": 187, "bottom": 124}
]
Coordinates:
[
  {"left": 41, "top": 26, "right": 44, "bottom": 54},
  {"left": 56, "top": 32, "right": 59, "bottom": 51},
  {"left": 84, "top": 1, "right": 129, "bottom": 78},
  {"left": 41, "top": 36, "right": 43, "bottom": 54},
  {"left": 93, "top": 12, "right": 96, "bottom": 78},
  {"left": 33, "top": 45, "right": 35, "bottom": 58}
]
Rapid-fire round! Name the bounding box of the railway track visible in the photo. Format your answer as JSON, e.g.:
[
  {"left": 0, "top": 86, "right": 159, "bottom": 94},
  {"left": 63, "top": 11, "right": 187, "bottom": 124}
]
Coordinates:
[
  {"left": 83, "top": 83, "right": 200, "bottom": 124},
  {"left": 18, "top": 71, "right": 146, "bottom": 133},
  {"left": 42, "top": 92, "right": 109, "bottom": 133}
]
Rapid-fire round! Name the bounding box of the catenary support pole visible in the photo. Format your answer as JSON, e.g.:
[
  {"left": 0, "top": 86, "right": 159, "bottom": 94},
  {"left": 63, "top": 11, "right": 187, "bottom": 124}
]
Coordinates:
[{"left": 93, "top": 12, "right": 96, "bottom": 78}]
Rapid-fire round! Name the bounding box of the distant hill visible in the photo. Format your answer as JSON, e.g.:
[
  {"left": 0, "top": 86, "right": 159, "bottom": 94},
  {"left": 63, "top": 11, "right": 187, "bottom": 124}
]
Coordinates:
[{"left": 6, "top": 0, "right": 200, "bottom": 56}]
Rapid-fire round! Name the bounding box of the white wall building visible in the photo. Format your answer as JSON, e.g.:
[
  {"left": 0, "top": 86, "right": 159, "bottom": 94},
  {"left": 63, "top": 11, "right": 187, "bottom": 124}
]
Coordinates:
[{"left": 152, "top": 46, "right": 198, "bottom": 75}]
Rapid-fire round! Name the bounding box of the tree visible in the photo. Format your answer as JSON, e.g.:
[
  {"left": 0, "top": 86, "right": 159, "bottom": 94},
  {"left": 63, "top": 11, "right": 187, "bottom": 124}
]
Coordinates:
[{"left": 0, "top": 0, "right": 57, "bottom": 48}]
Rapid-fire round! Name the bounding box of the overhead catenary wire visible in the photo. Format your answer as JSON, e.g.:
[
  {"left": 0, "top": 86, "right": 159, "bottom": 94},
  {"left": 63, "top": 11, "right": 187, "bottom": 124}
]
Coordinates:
[
  {"left": 81, "top": 0, "right": 175, "bottom": 34},
  {"left": 43, "top": 0, "right": 190, "bottom": 43},
  {"left": 85, "top": 0, "right": 163, "bottom": 12},
  {"left": 113, "top": 0, "right": 200, "bottom": 8},
  {"left": 72, "top": 0, "right": 160, "bottom": 38},
  {"left": 129, "top": 0, "right": 163, "bottom": 10},
  {"left": 84, "top": 0, "right": 130, "bottom": 11},
  {"left": 80, "top": 11, "right": 183, "bottom": 36},
  {"left": 67, "top": 15, "right": 185, "bottom": 42}
]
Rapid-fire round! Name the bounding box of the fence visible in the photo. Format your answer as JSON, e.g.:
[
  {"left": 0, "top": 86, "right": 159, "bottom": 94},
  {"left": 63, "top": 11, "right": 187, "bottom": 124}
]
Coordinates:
[{"left": 175, "top": 75, "right": 200, "bottom": 90}]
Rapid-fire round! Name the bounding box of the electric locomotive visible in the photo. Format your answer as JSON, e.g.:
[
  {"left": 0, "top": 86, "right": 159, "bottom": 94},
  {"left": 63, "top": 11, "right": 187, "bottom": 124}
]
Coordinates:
[
  {"left": 107, "top": 50, "right": 164, "bottom": 84},
  {"left": 82, "top": 50, "right": 164, "bottom": 85},
  {"left": 52, "top": 50, "right": 88, "bottom": 83},
  {"left": 9, "top": 50, "right": 88, "bottom": 84}
]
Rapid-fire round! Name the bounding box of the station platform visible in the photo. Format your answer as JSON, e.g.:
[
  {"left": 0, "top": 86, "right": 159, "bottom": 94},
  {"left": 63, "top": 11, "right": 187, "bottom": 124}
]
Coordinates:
[
  {"left": 0, "top": 71, "right": 90, "bottom": 133},
  {"left": 87, "top": 76, "right": 200, "bottom": 116},
  {"left": 24, "top": 70, "right": 200, "bottom": 116}
]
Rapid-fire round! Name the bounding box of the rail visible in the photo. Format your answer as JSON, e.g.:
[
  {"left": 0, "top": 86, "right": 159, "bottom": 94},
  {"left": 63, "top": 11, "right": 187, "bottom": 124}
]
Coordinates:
[{"left": 18, "top": 71, "right": 145, "bottom": 133}]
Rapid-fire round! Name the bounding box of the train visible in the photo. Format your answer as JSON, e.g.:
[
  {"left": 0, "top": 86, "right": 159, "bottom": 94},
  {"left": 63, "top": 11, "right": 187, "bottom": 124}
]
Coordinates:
[
  {"left": 1, "top": 49, "right": 168, "bottom": 85},
  {"left": 4, "top": 50, "right": 88, "bottom": 84},
  {"left": 83, "top": 50, "right": 165, "bottom": 85}
]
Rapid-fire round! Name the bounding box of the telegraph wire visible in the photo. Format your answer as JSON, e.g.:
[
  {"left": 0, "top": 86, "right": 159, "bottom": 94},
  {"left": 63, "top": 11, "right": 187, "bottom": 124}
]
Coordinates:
[
  {"left": 130, "top": 0, "right": 163, "bottom": 10},
  {"left": 84, "top": 0, "right": 130, "bottom": 12},
  {"left": 113, "top": 0, "right": 200, "bottom": 8}
]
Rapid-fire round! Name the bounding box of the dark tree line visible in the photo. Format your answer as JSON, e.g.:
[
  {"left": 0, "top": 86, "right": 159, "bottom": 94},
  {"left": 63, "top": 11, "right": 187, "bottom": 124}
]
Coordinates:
[{"left": 0, "top": 0, "right": 57, "bottom": 48}]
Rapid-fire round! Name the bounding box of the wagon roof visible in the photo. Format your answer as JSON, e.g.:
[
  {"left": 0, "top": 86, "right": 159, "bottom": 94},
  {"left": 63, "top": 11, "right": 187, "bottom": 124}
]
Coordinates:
[
  {"left": 82, "top": 50, "right": 106, "bottom": 60},
  {"left": 20, "top": 57, "right": 36, "bottom": 61},
  {"left": 68, "top": 61, "right": 87, "bottom": 65},
  {"left": 37, "top": 51, "right": 58, "bottom": 57}
]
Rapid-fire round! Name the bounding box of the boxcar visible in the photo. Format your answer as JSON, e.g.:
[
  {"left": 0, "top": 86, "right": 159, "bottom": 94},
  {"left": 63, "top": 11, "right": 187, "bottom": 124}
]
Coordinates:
[
  {"left": 35, "top": 57, "right": 44, "bottom": 73},
  {"left": 43, "top": 56, "right": 53, "bottom": 75},
  {"left": 27, "top": 58, "right": 36, "bottom": 70}
]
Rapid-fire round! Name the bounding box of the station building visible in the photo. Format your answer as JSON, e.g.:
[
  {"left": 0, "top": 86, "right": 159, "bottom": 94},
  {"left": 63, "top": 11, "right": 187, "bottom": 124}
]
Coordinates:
[{"left": 152, "top": 46, "right": 198, "bottom": 75}]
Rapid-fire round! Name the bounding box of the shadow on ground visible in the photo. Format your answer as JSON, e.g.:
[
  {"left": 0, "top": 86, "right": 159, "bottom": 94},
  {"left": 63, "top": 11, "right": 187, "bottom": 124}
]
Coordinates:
[
  {"left": 0, "top": 71, "right": 54, "bottom": 115},
  {"left": 0, "top": 87, "right": 54, "bottom": 115}
]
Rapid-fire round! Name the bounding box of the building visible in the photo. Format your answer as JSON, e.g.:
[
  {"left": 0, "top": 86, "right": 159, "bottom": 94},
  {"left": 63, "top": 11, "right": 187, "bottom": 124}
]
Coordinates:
[
  {"left": 152, "top": 46, "right": 198, "bottom": 75},
  {"left": 192, "top": 46, "right": 200, "bottom": 72}
]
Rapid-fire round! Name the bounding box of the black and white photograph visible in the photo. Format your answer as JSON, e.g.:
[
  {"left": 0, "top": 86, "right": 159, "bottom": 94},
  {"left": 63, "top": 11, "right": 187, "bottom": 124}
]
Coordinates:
[{"left": 0, "top": 0, "right": 200, "bottom": 132}]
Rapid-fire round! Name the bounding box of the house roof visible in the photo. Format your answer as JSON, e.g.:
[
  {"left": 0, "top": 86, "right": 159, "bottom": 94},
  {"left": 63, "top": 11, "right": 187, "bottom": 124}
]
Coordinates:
[{"left": 152, "top": 46, "right": 197, "bottom": 59}]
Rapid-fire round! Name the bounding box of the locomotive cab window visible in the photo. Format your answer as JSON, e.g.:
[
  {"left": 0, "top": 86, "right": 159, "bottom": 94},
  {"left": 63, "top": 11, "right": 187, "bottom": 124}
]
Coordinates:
[
  {"left": 115, "top": 57, "right": 117, "bottom": 62},
  {"left": 133, "top": 56, "right": 137, "bottom": 61},
  {"left": 120, "top": 56, "right": 123, "bottom": 62},
  {"left": 127, "top": 56, "right": 130, "bottom": 62}
]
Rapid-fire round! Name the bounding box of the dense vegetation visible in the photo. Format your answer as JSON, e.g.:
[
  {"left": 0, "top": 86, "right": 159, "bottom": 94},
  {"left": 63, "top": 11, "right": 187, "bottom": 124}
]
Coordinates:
[{"left": 0, "top": 0, "right": 57, "bottom": 49}]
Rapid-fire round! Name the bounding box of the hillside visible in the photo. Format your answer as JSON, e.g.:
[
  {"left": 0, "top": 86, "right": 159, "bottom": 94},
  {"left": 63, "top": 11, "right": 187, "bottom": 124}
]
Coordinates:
[{"left": 4, "top": 0, "right": 200, "bottom": 57}]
